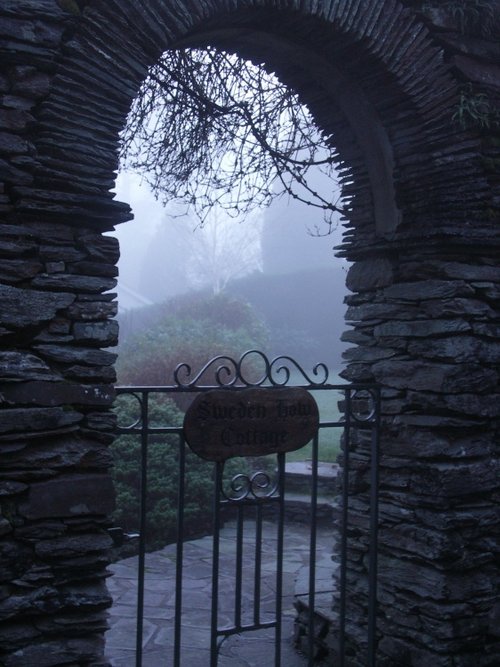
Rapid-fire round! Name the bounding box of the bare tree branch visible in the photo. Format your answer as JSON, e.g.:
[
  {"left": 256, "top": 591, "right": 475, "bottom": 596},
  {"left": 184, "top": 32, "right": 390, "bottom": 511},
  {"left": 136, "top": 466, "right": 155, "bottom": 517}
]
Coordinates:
[{"left": 119, "top": 47, "right": 345, "bottom": 228}]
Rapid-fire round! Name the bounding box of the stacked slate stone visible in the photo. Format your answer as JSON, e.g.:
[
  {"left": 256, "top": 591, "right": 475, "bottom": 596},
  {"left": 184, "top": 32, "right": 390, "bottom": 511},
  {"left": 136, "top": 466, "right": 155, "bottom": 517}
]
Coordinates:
[
  {"left": 0, "top": 2, "right": 130, "bottom": 665},
  {"left": 0, "top": 232, "right": 121, "bottom": 662},
  {"left": 329, "top": 5, "right": 500, "bottom": 666},
  {"left": 331, "top": 254, "right": 500, "bottom": 666}
]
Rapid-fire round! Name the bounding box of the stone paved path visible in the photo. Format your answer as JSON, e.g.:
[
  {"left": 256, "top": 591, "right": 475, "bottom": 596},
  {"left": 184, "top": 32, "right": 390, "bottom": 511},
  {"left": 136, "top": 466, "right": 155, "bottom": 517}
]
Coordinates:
[{"left": 106, "top": 521, "right": 334, "bottom": 666}]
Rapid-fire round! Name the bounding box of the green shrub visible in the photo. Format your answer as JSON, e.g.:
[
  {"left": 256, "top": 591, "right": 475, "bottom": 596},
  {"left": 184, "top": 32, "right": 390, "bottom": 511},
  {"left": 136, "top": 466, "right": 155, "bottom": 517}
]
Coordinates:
[
  {"left": 112, "top": 293, "right": 273, "bottom": 553},
  {"left": 111, "top": 395, "right": 216, "bottom": 552},
  {"left": 111, "top": 393, "right": 280, "bottom": 553},
  {"left": 116, "top": 293, "right": 269, "bottom": 389}
]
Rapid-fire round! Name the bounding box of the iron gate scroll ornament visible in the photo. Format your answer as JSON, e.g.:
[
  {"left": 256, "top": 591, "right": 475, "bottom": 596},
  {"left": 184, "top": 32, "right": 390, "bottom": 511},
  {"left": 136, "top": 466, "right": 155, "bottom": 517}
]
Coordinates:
[{"left": 184, "top": 387, "right": 319, "bottom": 461}]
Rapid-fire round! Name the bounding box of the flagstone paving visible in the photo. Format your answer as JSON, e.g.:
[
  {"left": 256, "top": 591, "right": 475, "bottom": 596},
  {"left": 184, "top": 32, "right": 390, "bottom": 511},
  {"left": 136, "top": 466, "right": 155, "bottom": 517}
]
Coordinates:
[{"left": 106, "top": 521, "right": 333, "bottom": 666}]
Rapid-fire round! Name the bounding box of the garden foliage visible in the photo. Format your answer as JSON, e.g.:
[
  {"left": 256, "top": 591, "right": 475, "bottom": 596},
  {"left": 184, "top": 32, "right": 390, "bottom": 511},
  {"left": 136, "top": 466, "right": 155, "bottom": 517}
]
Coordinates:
[
  {"left": 117, "top": 292, "right": 269, "bottom": 388},
  {"left": 112, "top": 395, "right": 215, "bottom": 551},
  {"left": 112, "top": 293, "right": 270, "bottom": 552}
]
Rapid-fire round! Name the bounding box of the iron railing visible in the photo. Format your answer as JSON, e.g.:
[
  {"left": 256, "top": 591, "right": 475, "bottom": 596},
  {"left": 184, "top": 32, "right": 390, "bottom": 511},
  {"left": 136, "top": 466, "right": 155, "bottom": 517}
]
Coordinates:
[{"left": 111, "top": 351, "right": 380, "bottom": 666}]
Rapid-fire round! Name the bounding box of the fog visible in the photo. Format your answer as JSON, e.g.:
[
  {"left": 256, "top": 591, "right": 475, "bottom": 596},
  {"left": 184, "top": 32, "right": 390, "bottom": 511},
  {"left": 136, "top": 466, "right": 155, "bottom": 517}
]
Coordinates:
[{"left": 111, "top": 170, "right": 350, "bottom": 373}]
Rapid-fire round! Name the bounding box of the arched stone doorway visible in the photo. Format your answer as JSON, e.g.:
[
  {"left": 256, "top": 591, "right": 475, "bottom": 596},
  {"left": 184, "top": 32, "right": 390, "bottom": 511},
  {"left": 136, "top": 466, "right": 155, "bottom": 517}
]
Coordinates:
[{"left": 0, "top": 1, "right": 499, "bottom": 665}]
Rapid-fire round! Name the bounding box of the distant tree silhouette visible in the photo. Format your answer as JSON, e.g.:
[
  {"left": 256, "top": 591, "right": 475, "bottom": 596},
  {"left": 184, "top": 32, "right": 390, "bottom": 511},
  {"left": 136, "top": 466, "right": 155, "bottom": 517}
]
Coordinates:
[{"left": 139, "top": 208, "right": 262, "bottom": 300}]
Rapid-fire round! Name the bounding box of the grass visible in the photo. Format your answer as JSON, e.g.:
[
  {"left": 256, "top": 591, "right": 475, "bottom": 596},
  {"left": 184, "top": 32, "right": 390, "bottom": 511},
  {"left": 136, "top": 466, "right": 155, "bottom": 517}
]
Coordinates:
[{"left": 285, "top": 369, "right": 344, "bottom": 463}]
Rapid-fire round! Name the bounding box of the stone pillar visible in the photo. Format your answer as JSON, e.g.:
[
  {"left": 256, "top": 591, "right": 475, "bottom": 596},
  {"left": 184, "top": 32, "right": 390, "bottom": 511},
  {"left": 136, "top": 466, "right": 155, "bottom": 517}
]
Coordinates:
[
  {"left": 0, "top": 5, "right": 127, "bottom": 664},
  {"left": 0, "top": 225, "right": 122, "bottom": 666},
  {"left": 340, "top": 241, "right": 500, "bottom": 666}
]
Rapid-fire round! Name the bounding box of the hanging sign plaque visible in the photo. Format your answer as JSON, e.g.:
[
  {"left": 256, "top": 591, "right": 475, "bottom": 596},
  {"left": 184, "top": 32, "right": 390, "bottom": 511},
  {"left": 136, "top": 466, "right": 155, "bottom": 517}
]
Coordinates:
[{"left": 183, "top": 387, "right": 319, "bottom": 462}]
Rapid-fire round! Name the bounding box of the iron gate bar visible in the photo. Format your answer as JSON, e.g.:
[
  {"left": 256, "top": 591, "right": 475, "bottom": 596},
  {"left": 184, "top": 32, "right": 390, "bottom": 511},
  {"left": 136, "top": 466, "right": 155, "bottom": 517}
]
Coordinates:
[
  {"left": 368, "top": 387, "right": 381, "bottom": 667},
  {"left": 174, "top": 433, "right": 186, "bottom": 667},
  {"left": 210, "top": 463, "right": 222, "bottom": 667},
  {"left": 275, "top": 452, "right": 286, "bottom": 666},
  {"left": 235, "top": 505, "right": 244, "bottom": 627},
  {"left": 135, "top": 392, "right": 148, "bottom": 667},
  {"left": 254, "top": 504, "right": 263, "bottom": 626},
  {"left": 338, "top": 389, "right": 351, "bottom": 667},
  {"left": 113, "top": 351, "right": 380, "bottom": 666},
  {"left": 307, "top": 432, "right": 319, "bottom": 667}
]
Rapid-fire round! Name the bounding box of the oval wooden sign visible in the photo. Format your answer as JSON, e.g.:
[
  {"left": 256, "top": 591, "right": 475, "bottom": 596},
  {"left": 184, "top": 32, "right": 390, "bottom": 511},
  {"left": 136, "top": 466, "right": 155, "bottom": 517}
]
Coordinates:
[{"left": 183, "top": 387, "right": 319, "bottom": 462}]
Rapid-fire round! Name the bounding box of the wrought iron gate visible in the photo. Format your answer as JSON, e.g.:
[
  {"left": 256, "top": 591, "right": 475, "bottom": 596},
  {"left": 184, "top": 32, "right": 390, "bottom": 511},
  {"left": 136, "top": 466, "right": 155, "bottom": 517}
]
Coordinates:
[{"left": 111, "top": 351, "right": 380, "bottom": 666}]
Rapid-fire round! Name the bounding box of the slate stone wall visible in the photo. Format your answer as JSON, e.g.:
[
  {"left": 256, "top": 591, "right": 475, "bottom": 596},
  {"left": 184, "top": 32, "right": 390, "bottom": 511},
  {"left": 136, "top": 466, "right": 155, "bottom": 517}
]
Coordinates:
[
  {"left": 335, "top": 5, "right": 500, "bottom": 665},
  {"left": 0, "top": 1, "right": 498, "bottom": 665}
]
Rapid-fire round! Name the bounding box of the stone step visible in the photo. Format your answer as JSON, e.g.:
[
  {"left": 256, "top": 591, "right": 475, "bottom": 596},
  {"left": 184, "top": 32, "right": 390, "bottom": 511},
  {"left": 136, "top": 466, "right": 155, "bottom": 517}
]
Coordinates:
[
  {"left": 283, "top": 491, "right": 335, "bottom": 524},
  {"left": 285, "top": 461, "right": 339, "bottom": 496}
]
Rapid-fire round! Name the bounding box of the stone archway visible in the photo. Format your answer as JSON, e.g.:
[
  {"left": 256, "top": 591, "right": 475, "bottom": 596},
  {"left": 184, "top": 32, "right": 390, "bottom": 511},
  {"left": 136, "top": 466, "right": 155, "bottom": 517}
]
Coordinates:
[{"left": 0, "top": 1, "right": 499, "bottom": 665}]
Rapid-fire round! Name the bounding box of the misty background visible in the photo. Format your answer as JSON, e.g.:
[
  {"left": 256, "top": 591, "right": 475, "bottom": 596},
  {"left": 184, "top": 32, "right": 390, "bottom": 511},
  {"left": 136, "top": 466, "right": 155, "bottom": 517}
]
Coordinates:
[{"left": 111, "top": 168, "right": 350, "bottom": 376}]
